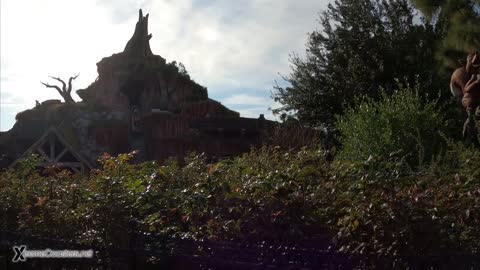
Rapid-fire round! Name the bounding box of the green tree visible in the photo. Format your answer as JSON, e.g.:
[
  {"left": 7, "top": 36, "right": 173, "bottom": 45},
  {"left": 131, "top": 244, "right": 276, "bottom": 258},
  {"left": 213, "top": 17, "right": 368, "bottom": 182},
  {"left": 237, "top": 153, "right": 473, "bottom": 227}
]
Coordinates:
[
  {"left": 411, "top": 0, "right": 480, "bottom": 72},
  {"left": 336, "top": 81, "right": 446, "bottom": 166},
  {"left": 273, "top": 0, "right": 442, "bottom": 128}
]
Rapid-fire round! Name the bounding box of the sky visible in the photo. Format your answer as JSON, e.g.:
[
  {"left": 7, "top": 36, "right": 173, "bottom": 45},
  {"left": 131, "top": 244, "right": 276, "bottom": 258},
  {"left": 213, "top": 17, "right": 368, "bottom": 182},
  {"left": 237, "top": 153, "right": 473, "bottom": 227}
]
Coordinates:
[{"left": 0, "top": 0, "right": 329, "bottom": 131}]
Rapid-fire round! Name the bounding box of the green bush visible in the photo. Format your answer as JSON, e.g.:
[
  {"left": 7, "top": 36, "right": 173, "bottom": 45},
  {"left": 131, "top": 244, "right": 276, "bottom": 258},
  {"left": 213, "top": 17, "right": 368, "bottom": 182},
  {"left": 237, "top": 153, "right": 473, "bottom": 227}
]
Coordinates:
[
  {"left": 336, "top": 81, "right": 446, "bottom": 166},
  {"left": 2, "top": 143, "right": 480, "bottom": 265}
]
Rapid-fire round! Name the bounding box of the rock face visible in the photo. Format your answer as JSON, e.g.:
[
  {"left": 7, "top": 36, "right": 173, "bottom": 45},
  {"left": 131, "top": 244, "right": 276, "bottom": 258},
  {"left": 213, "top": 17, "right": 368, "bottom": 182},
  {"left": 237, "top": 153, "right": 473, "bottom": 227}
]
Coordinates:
[
  {"left": 77, "top": 9, "right": 238, "bottom": 118},
  {"left": 0, "top": 9, "right": 273, "bottom": 170}
]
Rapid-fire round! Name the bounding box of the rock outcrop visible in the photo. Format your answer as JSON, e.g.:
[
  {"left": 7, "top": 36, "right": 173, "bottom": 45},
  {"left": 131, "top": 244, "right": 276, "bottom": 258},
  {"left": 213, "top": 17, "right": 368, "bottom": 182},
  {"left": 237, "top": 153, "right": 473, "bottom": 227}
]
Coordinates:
[
  {"left": 0, "top": 9, "right": 272, "bottom": 171},
  {"left": 77, "top": 9, "right": 238, "bottom": 118}
]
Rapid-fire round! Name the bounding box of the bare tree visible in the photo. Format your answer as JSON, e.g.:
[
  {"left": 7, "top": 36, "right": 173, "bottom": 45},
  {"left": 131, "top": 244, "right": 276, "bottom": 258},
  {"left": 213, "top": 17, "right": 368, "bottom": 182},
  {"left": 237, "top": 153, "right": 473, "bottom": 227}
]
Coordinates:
[{"left": 41, "top": 74, "right": 79, "bottom": 104}]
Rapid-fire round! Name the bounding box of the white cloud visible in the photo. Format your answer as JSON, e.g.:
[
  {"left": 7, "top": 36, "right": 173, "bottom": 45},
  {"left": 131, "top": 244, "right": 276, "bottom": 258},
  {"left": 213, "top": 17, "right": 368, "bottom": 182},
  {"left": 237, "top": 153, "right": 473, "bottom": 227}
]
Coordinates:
[
  {"left": 223, "top": 94, "right": 270, "bottom": 106},
  {"left": 0, "top": 103, "right": 30, "bottom": 108},
  {"left": 0, "top": 0, "right": 329, "bottom": 130}
]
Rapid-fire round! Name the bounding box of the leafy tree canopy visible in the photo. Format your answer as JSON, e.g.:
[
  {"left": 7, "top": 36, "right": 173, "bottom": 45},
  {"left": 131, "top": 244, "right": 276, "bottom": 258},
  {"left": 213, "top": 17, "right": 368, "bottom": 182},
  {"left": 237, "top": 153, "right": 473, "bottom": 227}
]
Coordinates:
[
  {"left": 411, "top": 0, "right": 480, "bottom": 71},
  {"left": 273, "top": 0, "right": 443, "bottom": 128}
]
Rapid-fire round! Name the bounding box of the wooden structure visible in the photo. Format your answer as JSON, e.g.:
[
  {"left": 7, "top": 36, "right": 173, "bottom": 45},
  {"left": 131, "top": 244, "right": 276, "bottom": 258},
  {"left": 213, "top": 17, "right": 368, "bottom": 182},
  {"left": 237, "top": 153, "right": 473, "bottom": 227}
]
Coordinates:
[{"left": 9, "top": 127, "right": 93, "bottom": 174}]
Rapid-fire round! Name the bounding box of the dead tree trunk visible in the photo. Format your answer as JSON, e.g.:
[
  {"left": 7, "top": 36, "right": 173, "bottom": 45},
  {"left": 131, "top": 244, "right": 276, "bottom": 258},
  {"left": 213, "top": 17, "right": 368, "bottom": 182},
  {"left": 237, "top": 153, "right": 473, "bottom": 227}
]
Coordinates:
[
  {"left": 124, "top": 9, "right": 153, "bottom": 57},
  {"left": 41, "top": 74, "right": 79, "bottom": 104}
]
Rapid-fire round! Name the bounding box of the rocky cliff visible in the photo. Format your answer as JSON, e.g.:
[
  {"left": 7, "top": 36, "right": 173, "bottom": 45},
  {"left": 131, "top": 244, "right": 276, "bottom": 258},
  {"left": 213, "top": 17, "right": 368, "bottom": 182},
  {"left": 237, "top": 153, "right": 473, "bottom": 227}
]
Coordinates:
[
  {"left": 0, "top": 9, "right": 268, "bottom": 170},
  {"left": 77, "top": 9, "right": 238, "bottom": 118}
]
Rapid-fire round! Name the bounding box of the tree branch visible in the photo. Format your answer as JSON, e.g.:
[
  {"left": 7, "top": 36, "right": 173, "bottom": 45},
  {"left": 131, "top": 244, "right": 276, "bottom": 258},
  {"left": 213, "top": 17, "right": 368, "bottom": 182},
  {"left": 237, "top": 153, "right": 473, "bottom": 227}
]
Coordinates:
[
  {"left": 40, "top": 81, "right": 64, "bottom": 97},
  {"left": 67, "top": 73, "right": 80, "bottom": 93},
  {"left": 49, "top": 76, "right": 67, "bottom": 92}
]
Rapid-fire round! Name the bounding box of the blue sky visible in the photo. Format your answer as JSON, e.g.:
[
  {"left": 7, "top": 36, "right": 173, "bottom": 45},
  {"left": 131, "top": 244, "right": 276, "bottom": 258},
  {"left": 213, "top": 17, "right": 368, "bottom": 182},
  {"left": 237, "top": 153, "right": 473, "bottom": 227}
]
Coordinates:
[{"left": 0, "top": 0, "right": 329, "bottom": 131}]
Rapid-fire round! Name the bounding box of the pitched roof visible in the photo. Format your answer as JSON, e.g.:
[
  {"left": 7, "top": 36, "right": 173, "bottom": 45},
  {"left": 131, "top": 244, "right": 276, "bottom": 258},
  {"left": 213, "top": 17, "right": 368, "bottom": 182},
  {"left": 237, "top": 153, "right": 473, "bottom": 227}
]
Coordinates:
[{"left": 9, "top": 126, "right": 93, "bottom": 174}]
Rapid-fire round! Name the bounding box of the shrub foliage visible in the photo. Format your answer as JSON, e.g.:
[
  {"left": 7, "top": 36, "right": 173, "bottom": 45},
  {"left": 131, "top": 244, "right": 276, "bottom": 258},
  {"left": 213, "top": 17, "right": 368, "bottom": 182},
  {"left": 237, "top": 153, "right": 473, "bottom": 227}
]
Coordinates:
[
  {"left": 336, "top": 81, "right": 446, "bottom": 166},
  {"left": 1, "top": 142, "right": 480, "bottom": 260}
]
